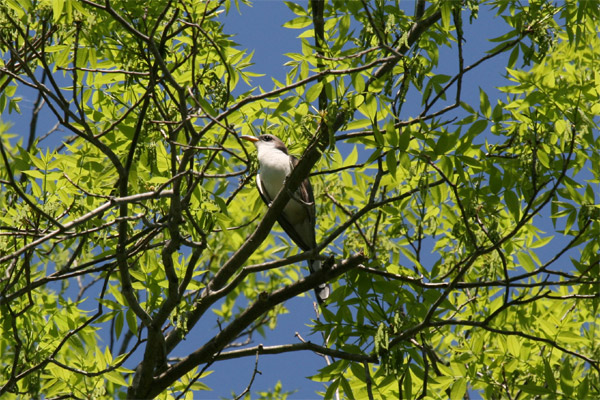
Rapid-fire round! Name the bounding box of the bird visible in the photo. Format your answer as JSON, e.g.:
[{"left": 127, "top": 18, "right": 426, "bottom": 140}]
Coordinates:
[{"left": 240, "top": 133, "right": 330, "bottom": 304}]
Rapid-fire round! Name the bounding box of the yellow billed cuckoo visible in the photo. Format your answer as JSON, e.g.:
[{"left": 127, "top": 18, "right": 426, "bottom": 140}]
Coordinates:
[{"left": 241, "top": 134, "right": 330, "bottom": 304}]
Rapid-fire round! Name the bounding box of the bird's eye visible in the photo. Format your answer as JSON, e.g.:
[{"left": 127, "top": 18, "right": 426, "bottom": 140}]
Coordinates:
[{"left": 262, "top": 135, "right": 272, "bottom": 142}]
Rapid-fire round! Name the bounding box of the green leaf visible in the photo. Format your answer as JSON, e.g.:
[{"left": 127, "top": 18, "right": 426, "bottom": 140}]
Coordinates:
[
  {"left": 324, "top": 379, "right": 340, "bottom": 399},
  {"left": 346, "top": 118, "right": 371, "bottom": 131},
  {"left": 343, "top": 146, "right": 358, "bottom": 166},
  {"left": 506, "top": 335, "right": 520, "bottom": 358},
  {"left": 467, "top": 120, "right": 488, "bottom": 137},
  {"left": 385, "top": 119, "right": 398, "bottom": 147},
  {"left": 339, "top": 376, "right": 356, "bottom": 400},
  {"left": 358, "top": 94, "right": 377, "bottom": 120},
  {"left": 372, "top": 123, "right": 384, "bottom": 147},
  {"left": 115, "top": 311, "right": 124, "bottom": 338},
  {"left": 349, "top": 362, "right": 366, "bottom": 382},
  {"left": 105, "top": 370, "right": 128, "bottom": 386},
  {"left": 273, "top": 96, "right": 298, "bottom": 116},
  {"left": 577, "top": 376, "right": 589, "bottom": 399},
  {"left": 508, "top": 45, "right": 520, "bottom": 69},
  {"left": 365, "top": 148, "right": 382, "bottom": 165},
  {"left": 537, "top": 149, "right": 551, "bottom": 168},
  {"left": 479, "top": 88, "right": 491, "bottom": 119},
  {"left": 439, "top": 155, "right": 453, "bottom": 180},
  {"left": 402, "top": 366, "right": 413, "bottom": 398},
  {"left": 518, "top": 384, "right": 552, "bottom": 396},
  {"left": 305, "top": 81, "right": 323, "bottom": 103},
  {"left": 489, "top": 29, "right": 520, "bottom": 42},
  {"left": 5, "top": 0, "right": 27, "bottom": 17},
  {"left": 544, "top": 359, "right": 557, "bottom": 393},
  {"left": 489, "top": 167, "right": 502, "bottom": 194},
  {"left": 516, "top": 251, "right": 535, "bottom": 272},
  {"left": 52, "top": 0, "right": 64, "bottom": 23},
  {"left": 564, "top": 209, "right": 576, "bottom": 235},
  {"left": 460, "top": 101, "right": 476, "bottom": 114},
  {"left": 21, "top": 169, "right": 46, "bottom": 179},
  {"left": 504, "top": 190, "right": 520, "bottom": 221},
  {"left": 284, "top": 1, "right": 307, "bottom": 16},
  {"left": 440, "top": 1, "right": 452, "bottom": 31},
  {"left": 197, "top": 96, "right": 216, "bottom": 116},
  {"left": 450, "top": 377, "right": 467, "bottom": 400},
  {"left": 386, "top": 150, "right": 397, "bottom": 180},
  {"left": 529, "top": 236, "right": 553, "bottom": 248},
  {"left": 310, "top": 360, "right": 348, "bottom": 382},
  {"left": 125, "top": 309, "right": 138, "bottom": 335},
  {"left": 434, "top": 132, "right": 456, "bottom": 155},
  {"left": 398, "top": 126, "right": 411, "bottom": 152},
  {"left": 351, "top": 73, "right": 365, "bottom": 93},
  {"left": 283, "top": 16, "right": 312, "bottom": 29},
  {"left": 5, "top": 84, "right": 17, "bottom": 97}
]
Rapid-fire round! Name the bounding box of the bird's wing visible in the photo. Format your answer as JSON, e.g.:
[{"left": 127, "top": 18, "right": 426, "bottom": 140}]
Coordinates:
[
  {"left": 290, "top": 155, "right": 316, "bottom": 228},
  {"left": 256, "top": 173, "right": 273, "bottom": 205}
]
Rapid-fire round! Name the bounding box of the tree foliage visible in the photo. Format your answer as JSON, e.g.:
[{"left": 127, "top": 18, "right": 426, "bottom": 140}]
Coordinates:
[{"left": 1, "top": 0, "right": 599, "bottom": 398}]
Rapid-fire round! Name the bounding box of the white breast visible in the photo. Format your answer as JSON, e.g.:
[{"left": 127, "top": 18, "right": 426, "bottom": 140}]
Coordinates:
[
  {"left": 257, "top": 147, "right": 292, "bottom": 199},
  {"left": 257, "top": 147, "right": 307, "bottom": 225}
]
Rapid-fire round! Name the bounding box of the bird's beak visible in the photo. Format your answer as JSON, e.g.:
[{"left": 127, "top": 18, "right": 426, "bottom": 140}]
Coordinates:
[{"left": 240, "top": 135, "right": 259, "bottom": 143}]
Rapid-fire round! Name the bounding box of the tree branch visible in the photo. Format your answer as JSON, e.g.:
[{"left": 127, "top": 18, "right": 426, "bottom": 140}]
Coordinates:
[
  {"left": 147, "top": 253, "right": 365, "bottom": 398},
  {"left": 215, "top": 342, "right": 377, "bottom": 364}
]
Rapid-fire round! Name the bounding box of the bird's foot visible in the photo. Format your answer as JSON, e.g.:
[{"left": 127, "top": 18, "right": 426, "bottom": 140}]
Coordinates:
[{"left": 323, "top": 255, "right": 335, "bottom": 270}]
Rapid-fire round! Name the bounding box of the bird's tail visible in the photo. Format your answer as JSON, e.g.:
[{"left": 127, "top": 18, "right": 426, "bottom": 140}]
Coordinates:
[{"left": 308, "top": 259, "right": 331, "bottom": 304}]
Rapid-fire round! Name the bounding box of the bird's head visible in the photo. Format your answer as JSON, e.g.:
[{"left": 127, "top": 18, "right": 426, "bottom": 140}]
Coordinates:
[{"left": 240, "top": 134, "right": 288, "bottom": 155}]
